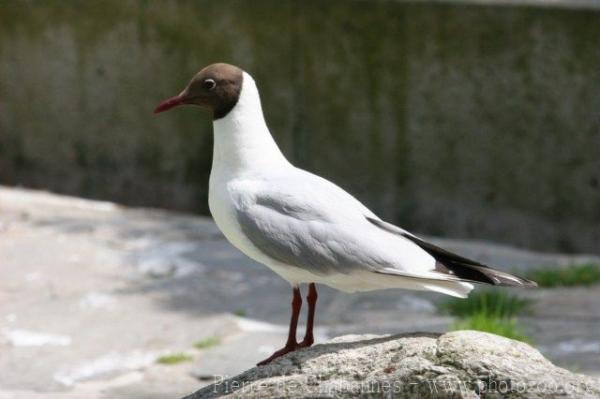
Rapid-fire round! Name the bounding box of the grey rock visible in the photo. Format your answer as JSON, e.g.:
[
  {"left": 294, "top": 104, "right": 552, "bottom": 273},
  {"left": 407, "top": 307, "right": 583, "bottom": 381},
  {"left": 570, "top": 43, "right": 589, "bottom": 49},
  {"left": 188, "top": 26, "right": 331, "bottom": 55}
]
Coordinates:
[{"left": 184, "top": 331, "right": 600, "bottom": 399}]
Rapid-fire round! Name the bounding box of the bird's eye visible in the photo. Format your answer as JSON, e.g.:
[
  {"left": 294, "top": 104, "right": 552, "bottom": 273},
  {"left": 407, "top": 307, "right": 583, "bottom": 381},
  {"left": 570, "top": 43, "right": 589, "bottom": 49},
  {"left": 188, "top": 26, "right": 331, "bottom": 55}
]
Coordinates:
[{"left": 203, "top": 79, "right": 216, "bottom": 90}]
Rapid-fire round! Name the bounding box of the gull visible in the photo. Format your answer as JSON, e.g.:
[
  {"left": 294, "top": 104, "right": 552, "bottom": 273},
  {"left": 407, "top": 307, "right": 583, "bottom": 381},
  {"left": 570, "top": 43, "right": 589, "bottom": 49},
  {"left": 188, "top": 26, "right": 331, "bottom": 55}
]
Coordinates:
[{"left": 154, "top": 63, "right": 536, "bottom": 365}]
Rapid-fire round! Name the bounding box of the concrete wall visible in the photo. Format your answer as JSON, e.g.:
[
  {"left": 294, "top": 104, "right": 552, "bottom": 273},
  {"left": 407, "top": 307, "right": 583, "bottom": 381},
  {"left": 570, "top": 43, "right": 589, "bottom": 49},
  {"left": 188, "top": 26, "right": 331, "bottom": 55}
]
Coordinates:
[{"left": 0, "top": 1, "right": 598, "bottom": 254}]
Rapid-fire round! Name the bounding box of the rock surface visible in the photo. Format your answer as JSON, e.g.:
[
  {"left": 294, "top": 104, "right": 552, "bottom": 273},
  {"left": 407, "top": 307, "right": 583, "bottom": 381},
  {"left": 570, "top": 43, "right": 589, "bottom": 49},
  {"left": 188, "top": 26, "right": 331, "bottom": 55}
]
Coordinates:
[{"left": 184, "top": 331, "right": 600, "bottom": 399}]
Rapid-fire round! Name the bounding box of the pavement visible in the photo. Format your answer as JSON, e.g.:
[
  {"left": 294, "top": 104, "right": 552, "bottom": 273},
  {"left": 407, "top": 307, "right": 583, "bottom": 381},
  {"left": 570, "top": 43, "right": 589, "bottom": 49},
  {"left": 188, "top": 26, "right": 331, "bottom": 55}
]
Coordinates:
[{"left": 0, "top": 186, "right": 598, "bottom": 398}]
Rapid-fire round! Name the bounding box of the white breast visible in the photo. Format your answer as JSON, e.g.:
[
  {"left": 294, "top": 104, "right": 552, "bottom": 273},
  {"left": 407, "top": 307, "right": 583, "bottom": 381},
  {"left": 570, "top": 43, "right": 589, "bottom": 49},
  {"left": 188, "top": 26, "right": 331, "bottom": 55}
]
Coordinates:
[{"left": 208, "top": 175, "right": 261, "bottom": 261}]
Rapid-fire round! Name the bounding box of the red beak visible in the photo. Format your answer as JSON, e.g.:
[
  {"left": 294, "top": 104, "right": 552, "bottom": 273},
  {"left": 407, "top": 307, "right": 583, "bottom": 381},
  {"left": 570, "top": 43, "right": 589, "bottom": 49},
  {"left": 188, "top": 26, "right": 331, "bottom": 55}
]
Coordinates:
[{"left": 154, "top": 95, "right": 184, "bottom": 114}]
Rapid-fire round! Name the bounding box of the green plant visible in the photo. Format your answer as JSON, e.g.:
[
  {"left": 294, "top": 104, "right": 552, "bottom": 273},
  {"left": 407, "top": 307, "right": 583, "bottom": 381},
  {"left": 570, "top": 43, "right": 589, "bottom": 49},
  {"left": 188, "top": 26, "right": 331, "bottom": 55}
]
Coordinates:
[
  {"left": 437, "top": 289, "right": 532, "bottom": 318},
  {"left": 193, "top": 336, "right": 221, "bottom": 350},
  {"left": 525, "top": 264, "right": 600, "bottom": 288},
  {"left": 233, "top": 308, "right": 247, "bottom": 317},
  {"left": 156, "top": 353, "right": 193, "bottom": 365},
  {"left": 453, "top": 313, "right": 530, "bottom": 342},
  {"left": 439, "top": 289, "right": 533, "bottom": 342}
]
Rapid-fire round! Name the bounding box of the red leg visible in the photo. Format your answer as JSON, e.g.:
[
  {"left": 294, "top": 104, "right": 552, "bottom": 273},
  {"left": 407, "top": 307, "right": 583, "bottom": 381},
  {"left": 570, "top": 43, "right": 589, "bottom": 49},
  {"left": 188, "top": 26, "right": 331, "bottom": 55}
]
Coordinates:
[
  {"left": 257, "top": 286, "right": 302, "bottom": 366},
  {"left": 299, "top": 283, "right": 317, "bottom": 348}
]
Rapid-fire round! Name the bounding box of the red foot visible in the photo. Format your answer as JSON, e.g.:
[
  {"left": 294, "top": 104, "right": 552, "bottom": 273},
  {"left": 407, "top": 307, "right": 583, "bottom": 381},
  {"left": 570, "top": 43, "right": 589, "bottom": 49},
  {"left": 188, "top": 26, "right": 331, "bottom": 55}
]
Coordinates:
[
  {"left": 257, "top": 342, "right": 299, "bottom": 366},
  {"left": 258, "top": 284, "right": 318, "bottom": 366},
  {"left": 298, "top": 337, "right": 313, "bottom": 348},
  {"left": 257, "top": 338, "right": 314, "bottom": 366}
]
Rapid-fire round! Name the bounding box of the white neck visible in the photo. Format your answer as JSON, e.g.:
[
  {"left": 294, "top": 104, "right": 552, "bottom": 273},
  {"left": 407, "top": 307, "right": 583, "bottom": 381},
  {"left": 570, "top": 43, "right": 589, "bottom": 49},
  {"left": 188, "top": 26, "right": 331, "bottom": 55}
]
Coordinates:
[{"left": 212, "top": 72, "right": 289, "bottom": 175}]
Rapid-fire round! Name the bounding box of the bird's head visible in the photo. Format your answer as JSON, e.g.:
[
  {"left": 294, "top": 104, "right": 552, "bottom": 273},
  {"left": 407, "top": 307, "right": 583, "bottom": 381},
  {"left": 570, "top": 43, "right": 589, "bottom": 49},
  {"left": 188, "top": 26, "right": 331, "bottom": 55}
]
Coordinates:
[{"left": 154, "top": 63, "right": 243, "bottom": 119}]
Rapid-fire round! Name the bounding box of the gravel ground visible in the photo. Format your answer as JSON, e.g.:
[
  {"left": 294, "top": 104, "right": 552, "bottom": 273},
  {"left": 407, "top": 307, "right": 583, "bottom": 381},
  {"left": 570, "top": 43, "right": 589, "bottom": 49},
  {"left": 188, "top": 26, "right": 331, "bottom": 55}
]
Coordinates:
[{"left": 0, "top": 186, "right": 598, "bottom": 398}]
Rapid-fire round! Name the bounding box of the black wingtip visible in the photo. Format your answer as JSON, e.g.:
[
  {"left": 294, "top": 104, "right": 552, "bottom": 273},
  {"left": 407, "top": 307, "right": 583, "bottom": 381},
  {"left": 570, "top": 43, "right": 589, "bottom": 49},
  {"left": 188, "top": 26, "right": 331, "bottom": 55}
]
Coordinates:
[
  {"left": 484, "top": 269, "right": 538, "bottom": 288},
  {"left": 437, "top": 260, "right": 538, "bottom": 287},
  {"left": 365, "top": 217, "right": 538, "bottom": 288}
]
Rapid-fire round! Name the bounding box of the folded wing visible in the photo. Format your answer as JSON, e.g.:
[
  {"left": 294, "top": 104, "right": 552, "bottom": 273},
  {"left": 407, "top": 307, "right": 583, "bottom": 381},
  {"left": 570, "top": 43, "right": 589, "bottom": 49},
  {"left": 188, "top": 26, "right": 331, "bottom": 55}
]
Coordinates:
[{"left": 234, "top": 173, "right": 473, "bottom": 284}]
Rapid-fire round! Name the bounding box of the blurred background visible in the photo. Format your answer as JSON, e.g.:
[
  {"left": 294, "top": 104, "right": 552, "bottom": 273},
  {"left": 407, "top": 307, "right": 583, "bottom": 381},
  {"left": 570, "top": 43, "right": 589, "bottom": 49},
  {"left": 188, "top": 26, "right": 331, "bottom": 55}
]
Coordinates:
[
  {"left": 0, "top": 1, "right": 599, "bottom": 398},
  {"left": 1, "top": 0, "right": 599, "bottom": 253}
]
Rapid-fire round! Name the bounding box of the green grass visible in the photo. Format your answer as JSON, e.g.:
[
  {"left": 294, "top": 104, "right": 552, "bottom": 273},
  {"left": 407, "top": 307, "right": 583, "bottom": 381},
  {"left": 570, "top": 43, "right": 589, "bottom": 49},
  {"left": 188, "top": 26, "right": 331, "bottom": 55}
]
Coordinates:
[
  {"left": 439, "top": 289, "right": 533, "bottom": 342},
  {"left": 156, "top": 353, "right": 193, "bottom": 365},
  {"left": 437, "top": 289, "right": 532, "bottom": 318},
  {"left": 453, "top": 313, "right": 530, "bottom": 343},
  {"left": 193, "top": 336, "right": 221, "bottom": 350},
  {"left": 524, "top": 264, "right": 600, "bottom": 288}
]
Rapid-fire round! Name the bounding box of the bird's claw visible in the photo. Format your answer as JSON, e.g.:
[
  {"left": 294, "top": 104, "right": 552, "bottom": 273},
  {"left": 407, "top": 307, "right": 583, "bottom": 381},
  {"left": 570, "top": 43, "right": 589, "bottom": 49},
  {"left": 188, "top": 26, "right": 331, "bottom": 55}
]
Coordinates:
[{"left": 256, "top": 338, "right": 314, "bottom": 366}]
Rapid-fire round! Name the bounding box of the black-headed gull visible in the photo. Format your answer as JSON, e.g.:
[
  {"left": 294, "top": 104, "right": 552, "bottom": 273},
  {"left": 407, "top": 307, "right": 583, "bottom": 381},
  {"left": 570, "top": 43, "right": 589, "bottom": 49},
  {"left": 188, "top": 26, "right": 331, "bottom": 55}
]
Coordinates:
[{"left": 155, "top": 63, "right": 536, "bottom": 365}]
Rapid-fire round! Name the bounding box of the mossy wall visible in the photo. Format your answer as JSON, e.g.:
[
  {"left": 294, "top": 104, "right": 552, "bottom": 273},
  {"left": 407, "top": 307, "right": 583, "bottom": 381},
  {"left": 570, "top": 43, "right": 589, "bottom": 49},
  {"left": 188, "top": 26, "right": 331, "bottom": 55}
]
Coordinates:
[{"left": 0, "top": 1, "right": 598, "bottom": 254}]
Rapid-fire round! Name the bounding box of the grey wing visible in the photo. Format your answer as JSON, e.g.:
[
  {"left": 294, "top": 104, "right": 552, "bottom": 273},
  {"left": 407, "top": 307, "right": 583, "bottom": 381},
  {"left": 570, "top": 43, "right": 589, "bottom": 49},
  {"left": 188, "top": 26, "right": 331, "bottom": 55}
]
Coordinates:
[{"left": 235, "top": 193, "right": 379, "bottom": 276}]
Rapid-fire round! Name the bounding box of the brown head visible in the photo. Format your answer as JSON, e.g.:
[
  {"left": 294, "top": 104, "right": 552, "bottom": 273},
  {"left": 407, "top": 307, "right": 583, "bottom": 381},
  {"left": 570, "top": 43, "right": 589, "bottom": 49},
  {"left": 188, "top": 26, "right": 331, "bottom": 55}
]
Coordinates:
[{"left": 154, "top": 63, "right": 244, "bottom": 119}]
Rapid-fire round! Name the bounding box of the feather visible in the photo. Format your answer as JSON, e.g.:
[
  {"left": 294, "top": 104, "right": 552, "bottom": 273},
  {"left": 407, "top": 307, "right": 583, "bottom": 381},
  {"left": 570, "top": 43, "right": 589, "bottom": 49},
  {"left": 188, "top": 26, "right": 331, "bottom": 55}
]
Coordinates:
[{"left": 366, "top": 217, "right": 537, "bottom": 287}]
